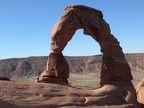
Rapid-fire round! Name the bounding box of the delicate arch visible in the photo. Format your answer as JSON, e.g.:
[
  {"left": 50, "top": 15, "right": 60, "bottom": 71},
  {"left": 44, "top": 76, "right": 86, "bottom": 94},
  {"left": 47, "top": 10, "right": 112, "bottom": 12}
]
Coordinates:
[
  {"left": 38, "top": 5, "right": 138, "bottom": 106},
  {"left": 39, "top": 5, "right": 133, "bottom": 85},
  {"left": 50, "top": 5, "right": 133, "bottom": 84}
]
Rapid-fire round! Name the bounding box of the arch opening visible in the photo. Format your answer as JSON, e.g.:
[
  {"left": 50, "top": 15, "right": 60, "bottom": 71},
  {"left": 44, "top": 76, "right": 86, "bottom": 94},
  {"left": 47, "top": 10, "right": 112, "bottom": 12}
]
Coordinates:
[
  {"left": 39, "top": 5, "right": 133, "bottom": 86},
  {"left": 62, "top": 29, "right": 101, "bottom": 88},
  {"left": 37, "top": 5, "right": 139, "bottom": 107},
  {"left": 63, "top": 29, "right": 101, "bottom": 56}
]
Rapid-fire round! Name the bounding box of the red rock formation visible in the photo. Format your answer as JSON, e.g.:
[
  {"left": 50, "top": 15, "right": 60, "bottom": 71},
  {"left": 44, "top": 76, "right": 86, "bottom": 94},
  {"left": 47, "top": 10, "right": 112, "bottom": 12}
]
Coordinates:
[
  {"left": 136, "top": 79, "right": 144, "bottom": 106},
  {"left": 40, "top": 5, "right": 132, "bottom": 83},
  {"left": 39, "top": 5, "right": 140, "bottom": 107},
  {"left": 39, "top": 52, "right": 69, "bottom": 84}
]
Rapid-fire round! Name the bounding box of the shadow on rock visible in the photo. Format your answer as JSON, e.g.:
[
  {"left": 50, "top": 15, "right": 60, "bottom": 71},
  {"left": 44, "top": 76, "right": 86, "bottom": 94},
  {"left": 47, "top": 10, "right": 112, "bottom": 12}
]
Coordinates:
[{"left": 0, "top": 100, "right": 20, "bottom": 108}]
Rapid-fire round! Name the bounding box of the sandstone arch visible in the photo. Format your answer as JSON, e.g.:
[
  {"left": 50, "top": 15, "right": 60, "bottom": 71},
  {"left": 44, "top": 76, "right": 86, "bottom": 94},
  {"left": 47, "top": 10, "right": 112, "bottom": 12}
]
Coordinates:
[
  {"left": 39, "top": 5, "right": 133, "bottom": 85},
  {"left": 38, "top": 5, "right": 140, "bottom": 108},
  {"left": 37, "top": 5, "right": 142, "bottom": 107}
]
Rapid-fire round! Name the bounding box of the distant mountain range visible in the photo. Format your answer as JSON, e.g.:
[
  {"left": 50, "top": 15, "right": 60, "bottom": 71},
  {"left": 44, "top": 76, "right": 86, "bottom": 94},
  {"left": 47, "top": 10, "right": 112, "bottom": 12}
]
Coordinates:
[{"left": 0, "top": 53, "right": 144, "bottom": 78}]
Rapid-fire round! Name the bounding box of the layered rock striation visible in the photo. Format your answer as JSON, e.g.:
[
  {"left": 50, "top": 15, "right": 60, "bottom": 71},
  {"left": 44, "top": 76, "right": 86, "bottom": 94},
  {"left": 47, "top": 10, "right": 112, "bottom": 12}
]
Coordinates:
[
  {"left": 38, "top": 5, "right": 141, "bottom": 107},
  {"left": 0, "top": 54, "right": 144, "bottom": 77},
  {"left": 39, "top": 52, "right": 69, "bottom": 83},
  {"left": 39, "top": 5, "right": 132, "bottom": 84}
]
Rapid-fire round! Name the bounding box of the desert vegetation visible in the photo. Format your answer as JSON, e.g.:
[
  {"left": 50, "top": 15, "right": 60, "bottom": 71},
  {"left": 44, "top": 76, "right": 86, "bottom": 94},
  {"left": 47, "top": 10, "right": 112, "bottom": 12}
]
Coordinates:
[{"left": 10, "top": 70, "right": 144, "bottom": 90}]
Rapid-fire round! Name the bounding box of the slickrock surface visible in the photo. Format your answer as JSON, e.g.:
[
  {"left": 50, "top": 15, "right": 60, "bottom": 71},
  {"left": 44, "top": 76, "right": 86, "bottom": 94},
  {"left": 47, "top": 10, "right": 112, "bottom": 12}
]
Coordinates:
[{"left": 0, "top": 81, "right": 141, "bottom": 108}]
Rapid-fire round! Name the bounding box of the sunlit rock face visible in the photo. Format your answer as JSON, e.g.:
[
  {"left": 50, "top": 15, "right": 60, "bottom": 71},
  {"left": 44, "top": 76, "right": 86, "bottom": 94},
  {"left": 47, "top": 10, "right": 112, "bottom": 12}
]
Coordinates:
[
  {"left": 39, "top": 52, "right": 69, "bottom": 84},
  {"left": 40, "top": 5, "right": 132, "bottom": 83},
  {"left": 136, "top": 79, "right": 144, "bottom": 105},
  {"left": 37, "top": 5, "right": 141, "bottom": 107}
]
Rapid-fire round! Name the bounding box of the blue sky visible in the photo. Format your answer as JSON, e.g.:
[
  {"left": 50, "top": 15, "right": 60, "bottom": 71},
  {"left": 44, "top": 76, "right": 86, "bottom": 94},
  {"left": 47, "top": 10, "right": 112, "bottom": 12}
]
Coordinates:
[{"left": 0, "top": 0, "right": 144, "bottom": 59}]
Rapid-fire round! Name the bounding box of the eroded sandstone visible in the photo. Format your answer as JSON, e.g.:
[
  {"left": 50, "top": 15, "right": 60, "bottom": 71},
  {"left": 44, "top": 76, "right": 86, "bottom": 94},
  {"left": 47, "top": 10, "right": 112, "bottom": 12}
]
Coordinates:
[
  {"left": 39, "top": 52, "right": 69, "bottom": 84},
  {"left": 38, "top": 5, "right": 140, "bottom": 107},
  {"left": 136, "top": 79, "right": 144, "bottom": 106},
  {"left": 0, "top": 81, "right": 141, "bottom": 108},
  {"left": 40, "top": 5, "right": 132, "bottom": 83}
]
